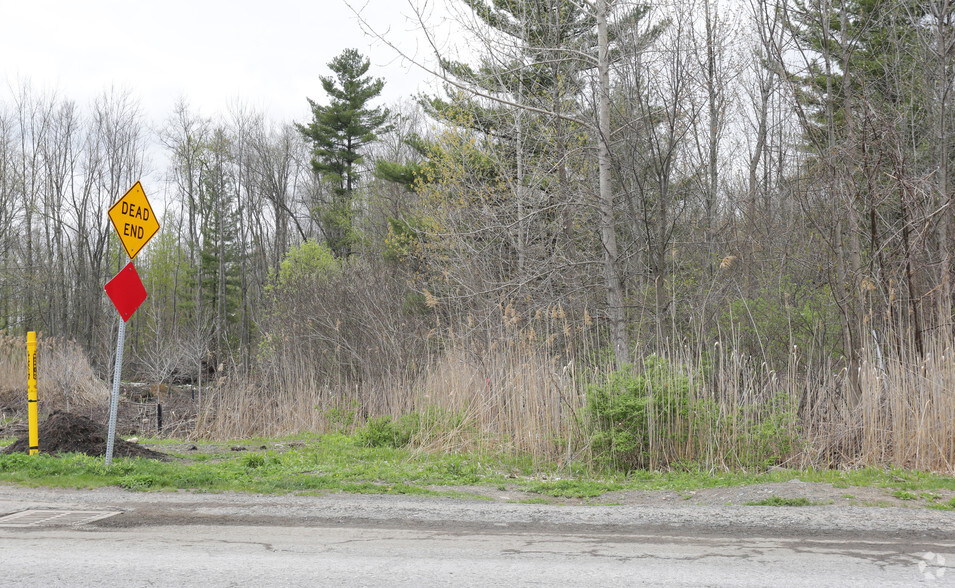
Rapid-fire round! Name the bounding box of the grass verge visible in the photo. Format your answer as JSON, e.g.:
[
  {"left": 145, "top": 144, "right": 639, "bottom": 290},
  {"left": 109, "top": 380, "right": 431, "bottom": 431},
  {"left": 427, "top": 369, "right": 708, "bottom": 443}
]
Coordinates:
[
  {"left": 0, "top": 433, "right": 953, "bottom": 506},
  {"left": 744, "top": 496, "right": 823, "bottom": 507}
]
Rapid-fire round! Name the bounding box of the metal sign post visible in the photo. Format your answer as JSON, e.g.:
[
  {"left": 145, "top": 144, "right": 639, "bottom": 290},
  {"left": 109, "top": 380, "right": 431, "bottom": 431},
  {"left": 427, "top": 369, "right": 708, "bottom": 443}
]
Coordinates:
[
  {"left": 104, "top": 262, "right": 148, "bottom": 466},
  {"left": 105, "top": 318, "right": 126, "bottom": 466},
  {"left": 104, "top": 182, "right": 157, "bottom": 467}
]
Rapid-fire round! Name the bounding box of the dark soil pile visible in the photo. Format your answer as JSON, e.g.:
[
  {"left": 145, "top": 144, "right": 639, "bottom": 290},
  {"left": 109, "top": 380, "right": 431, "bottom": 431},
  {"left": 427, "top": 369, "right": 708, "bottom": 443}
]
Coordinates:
[{"left": 3, "top": 410, "right": 169, "bottom": 460}]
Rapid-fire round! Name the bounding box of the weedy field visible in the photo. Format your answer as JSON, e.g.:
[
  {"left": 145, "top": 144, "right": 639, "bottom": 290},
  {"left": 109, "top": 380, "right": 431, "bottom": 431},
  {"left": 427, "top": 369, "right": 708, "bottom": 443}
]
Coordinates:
[
  {"left": 3, "top": 326, "right": 954, "bottom": 508},
  {"left": 2, "top": 431, "right": 954, "bottom": 510}
]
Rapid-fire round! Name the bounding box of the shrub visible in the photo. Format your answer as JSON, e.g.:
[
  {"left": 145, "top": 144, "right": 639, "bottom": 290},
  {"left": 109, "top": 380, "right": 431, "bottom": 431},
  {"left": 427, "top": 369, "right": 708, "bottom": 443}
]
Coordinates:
[
  {"left": 272, "top": 240, "right": 339, "bottom": 290},
  {"left": 733, "top": 398, "right": 799, "bottom": 469},
  {"left": 587, "top": 356, "right": 694, "bottom": 470},
  {"left": 322, "top": 401, "right": 362, "bottom": 434},
  {"left": 357, "top": 416, "right": 415, "bottom": 448},
  {"left": 355, "top": 408, "right": 465, "bottom": 448},
  {"left": 242, "top": 453, "right": 266, "bottom": 469},
  {"left": 713, "top": 282, "right": 842, "bottom": 369},
  {"left": 383, "top": 217, "right": 425, "bottom": 266}
]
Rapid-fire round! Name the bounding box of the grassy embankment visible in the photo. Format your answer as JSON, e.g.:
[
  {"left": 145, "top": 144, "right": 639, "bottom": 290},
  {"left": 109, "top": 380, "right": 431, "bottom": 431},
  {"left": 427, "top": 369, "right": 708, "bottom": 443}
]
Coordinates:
[{"left": 1, "top": 433, "right": 954, "bottom": 509}]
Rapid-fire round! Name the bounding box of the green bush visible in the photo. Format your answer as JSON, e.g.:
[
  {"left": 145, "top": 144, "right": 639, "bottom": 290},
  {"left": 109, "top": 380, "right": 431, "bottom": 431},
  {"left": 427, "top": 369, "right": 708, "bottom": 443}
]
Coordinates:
[
  {"left": 357, "top": 416, "right": 415, "bottom": 448},
  {"left": 383, "top": 217, "right": 425, "bottom": 265},
  {"left": 322, "top": 400, "right": 362, "bottom": 434},
  {"left": 272, "top": 240, "right": 339, "bottom": 290},
  {"left": 355, "top": 408, "right": 467, "bottom": 448},
  {"left": 118, "top": 474, "right": 157, "bottom": 490},
  {"left": 713, "top": 282, "right": 842, "bottom": 368},
  {"left": 587, "top": 354, "right": 800, "bottom": 471},
  {"left": 587, "top": 356, "right": 694, "bottom": 470},
  {"left": 733, "top": 399, "right": 799, "bottom": 469},
  {"left": 242, "top": 453, "right": 266, "bottom": 469}
]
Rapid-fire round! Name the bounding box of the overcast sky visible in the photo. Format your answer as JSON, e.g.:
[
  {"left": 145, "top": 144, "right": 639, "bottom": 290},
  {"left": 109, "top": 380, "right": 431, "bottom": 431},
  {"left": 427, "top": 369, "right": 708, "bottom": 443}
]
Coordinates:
[{"left": 1, "top": 0, "right": 453, "bottom": 125}]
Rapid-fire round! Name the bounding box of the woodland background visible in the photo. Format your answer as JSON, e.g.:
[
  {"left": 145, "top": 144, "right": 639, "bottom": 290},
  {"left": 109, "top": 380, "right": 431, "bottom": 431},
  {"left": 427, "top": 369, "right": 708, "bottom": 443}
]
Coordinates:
[{"left": 0, "top": 0, "right": 953, "bottom": 471}]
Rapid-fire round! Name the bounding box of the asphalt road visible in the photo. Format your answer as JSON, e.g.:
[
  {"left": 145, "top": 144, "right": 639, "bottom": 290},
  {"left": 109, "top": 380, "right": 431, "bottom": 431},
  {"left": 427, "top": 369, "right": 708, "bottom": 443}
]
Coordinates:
[{"left": 0, "top": 486, "right": 951, "bottom": 587}]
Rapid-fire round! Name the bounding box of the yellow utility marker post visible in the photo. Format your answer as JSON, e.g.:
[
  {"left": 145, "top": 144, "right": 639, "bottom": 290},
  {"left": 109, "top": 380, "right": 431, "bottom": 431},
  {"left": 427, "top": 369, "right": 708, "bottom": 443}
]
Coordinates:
[{"left": 27, "top": 332, "right": 38, "bottom": 455}]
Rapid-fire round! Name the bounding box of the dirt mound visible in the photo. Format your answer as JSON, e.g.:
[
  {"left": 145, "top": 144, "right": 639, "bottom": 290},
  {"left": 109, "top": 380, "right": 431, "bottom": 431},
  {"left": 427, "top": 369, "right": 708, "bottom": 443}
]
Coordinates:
[{"left": 3, "top": 410, "right": 168, "bottom": 460}]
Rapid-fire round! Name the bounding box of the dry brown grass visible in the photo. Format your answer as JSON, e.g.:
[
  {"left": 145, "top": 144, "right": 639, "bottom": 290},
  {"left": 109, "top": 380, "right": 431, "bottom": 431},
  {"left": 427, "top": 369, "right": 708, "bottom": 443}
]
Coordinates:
[
  {"left": 17, "top": 302, "right": 948, "bottom": 473},
  {"left": 798, "top": 330, "right": 955, "bottom": 471},
  {"left": 188, "top": 310, "right": 955, "bottom": 473},
  {"left": 0, "top": 331, "right": 108, "bottom": 418},
  {"left": 410, "top": 342, "right": 584, "bottom": 459}
]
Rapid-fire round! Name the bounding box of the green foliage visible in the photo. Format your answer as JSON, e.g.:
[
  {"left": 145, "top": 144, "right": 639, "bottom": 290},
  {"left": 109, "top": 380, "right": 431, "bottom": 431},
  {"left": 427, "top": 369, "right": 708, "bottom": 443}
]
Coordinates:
[
  {"left": 0, "top": 452, "right": 32, "bottom": 472},
  {"left": 714, "top": 283, "right": 842, "bottom": 367},
  {"left": 299, "top": 49, "right": 389, "bottom": 190},
  {"left": 374, "top": 132, "right": 439, "bottom": 195},
  {"left": 0, "top": 443, "right": 953, "bottom": 507},
  {"left": 383, "top": 217, "right": 425, "bottom": 266},
  {"left": 429, "top": 0, "right": 605, "bottom": 126},
  {"left": 587, "top": 356, "right": 694, "bottom": 470},
  {"left": 322, "top": 400, "right": 362, "bottom": 433},
  {"left": 242, "top": 453, "right": 267, "bottom": 469},
  {"left": 357, "top": 416, "right": 415, "bottom": 448},
  {"left": 520, "top": 479, "right": 622, "bottom": 498},
  {"left": 297, "top": 49, "right": 390, "bottom": 257},
  {"left": 192, "top": 129, "right": 244, "bottom": 344},
  {"left": 118, "top": 474, "right": 159, "bottom": 490},
  {"left": 587, "top": 357, "right": 800, "bottom": 472},
  {"left": 787, "top": 0, "right": 924, "bottom": 147},
  {"left": 273, "top": 240, "right": 339, "bottom": 290},
  {"left": 318, "top": 203, "right": 361, "bottom": 260},
  {"left": 435, "top": 457, "right": 482, "bottom": 484},
  {"left": 140, "top": 221, "right": 190, "bottom": 327},
  {"left": 356, "top": 407, "right": 469, "bottom": 449},
  {"left": 375, "top": 160, "right": 425, "bottom": 192},
  {"left": 733, "top": 402, "right": 800, "bottom": 470},
  {"left": 401, "top": 291, "right": 428, "bottom": 315},
  {"left": 745, "top": 496, "right": 818, "bottom": 507}
]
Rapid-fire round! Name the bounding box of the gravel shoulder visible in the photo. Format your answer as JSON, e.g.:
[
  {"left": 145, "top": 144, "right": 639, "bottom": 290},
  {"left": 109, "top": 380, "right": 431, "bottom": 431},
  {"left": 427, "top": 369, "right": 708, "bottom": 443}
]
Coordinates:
[
  {"left": 0, "top": 483, "right": 952, "bottom": 543},
  {"left": 433, "top": 478, "right": 953, "bottom": 509},
  {"left": 2, "top": 436, "right": 952, "bottom": 539}
]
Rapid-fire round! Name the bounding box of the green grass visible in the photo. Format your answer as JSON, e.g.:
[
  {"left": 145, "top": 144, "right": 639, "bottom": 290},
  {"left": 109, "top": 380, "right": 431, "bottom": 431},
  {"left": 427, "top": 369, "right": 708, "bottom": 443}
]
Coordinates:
[
  {"left": 744, "top": 496, "right": 820, "bottom": 506},
  {"left": 928, "top": 497, "right": 955, "bottom": 511},
  {"left": 618, "top": 466, "right": 955, "bottom": 494},
  {"left": 1, "top": 434, "right": 954, "bottom": 503},
  {"left": 516, "top": 497, "right": 552, "bottom": 504},
  {"left": 0, "top": 434, "right": 518, "bottom": 495},
  {"left": 519, "top": 479, "right": 622, "bottom": 498}
]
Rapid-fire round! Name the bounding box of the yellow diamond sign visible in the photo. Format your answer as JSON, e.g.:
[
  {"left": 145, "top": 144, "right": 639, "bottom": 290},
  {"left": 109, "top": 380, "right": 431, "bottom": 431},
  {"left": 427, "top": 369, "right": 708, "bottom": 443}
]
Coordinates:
[{"left": 108, "top": 181, "right": 159, "bottom": 260}]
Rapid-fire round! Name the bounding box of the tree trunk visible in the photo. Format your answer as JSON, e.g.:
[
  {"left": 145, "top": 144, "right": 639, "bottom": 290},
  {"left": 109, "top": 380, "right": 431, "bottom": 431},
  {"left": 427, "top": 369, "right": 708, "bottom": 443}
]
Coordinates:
[{"left": 597, "top": 0, "right": 630, "bottom": 367}]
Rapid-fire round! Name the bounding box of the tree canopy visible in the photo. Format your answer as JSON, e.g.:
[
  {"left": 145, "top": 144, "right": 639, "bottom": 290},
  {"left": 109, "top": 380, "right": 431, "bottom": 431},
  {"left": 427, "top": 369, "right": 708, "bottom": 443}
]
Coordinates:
[{"left": 298, "top": 48, "right": 390, "bottom": 257}]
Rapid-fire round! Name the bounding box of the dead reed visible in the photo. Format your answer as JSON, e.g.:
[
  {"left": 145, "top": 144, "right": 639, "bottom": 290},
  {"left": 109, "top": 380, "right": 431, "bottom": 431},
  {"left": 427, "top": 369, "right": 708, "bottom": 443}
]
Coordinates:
[
  {"left": 0, "top": 331, "right": 108, "bottom": 416},
  {"left": 11, "top": 301, "right": 950, "bottom": 474},
  {"left": 197, "top": 310, "right": 953, "bottom": 472}
]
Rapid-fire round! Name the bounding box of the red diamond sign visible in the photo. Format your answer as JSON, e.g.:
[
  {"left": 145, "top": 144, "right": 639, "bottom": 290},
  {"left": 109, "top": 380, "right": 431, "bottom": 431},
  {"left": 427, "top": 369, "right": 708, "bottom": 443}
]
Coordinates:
[{"left": 104, "top": 262, "right": 147, "bottom": 322}]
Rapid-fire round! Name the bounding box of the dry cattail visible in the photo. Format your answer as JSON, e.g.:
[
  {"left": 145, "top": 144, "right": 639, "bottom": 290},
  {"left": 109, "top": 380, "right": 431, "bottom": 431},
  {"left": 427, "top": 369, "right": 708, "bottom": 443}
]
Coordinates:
[{"left": 720, "top": 255, "right": 737, "bottom": 269}]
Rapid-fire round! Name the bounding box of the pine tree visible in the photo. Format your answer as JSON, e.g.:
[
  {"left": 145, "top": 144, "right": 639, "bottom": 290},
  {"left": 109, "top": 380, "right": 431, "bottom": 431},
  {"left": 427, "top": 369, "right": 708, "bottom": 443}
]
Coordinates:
[
  {"left": 297, "top": 49, "right": 390, "bottom": 258},
  {"left": 388, "top": 0, "right": 654, "bottom": 366}
]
